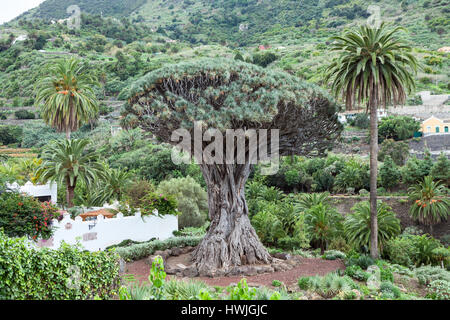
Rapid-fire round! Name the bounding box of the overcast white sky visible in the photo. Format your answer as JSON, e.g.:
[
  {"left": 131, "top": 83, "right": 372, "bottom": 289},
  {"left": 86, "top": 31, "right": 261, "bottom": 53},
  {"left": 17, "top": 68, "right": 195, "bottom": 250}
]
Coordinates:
[{"left": 0, "top": 0, "right": 46, "bottom": 24}]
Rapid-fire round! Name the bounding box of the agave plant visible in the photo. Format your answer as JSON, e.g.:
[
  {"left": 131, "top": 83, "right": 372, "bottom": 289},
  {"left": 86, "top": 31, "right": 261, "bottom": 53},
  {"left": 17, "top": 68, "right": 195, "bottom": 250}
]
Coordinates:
[
  {"left": 309, "top": 272, "right": 352, "bottom": 299},
  {"left": 344, "top": 201, "right": 401, "bottom": 252},
  {"left": 164, "top": 279, "right": 211, "bottom": 300},
  {"left": 408, "top": 175, "right": 449, "bottom": 236}
]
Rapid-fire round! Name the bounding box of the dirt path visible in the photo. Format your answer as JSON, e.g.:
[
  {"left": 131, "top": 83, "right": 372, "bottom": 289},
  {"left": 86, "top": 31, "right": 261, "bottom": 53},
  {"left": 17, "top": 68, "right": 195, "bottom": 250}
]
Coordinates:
[{"left": 124, "top": 257, "right": 345, "bottom": 288}]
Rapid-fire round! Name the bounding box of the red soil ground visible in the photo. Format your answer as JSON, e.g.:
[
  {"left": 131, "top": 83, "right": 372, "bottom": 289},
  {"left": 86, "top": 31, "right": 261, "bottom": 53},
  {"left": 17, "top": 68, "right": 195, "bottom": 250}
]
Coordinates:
[{"left": 124, "top": 255, "right": 345, "bottom": 288}]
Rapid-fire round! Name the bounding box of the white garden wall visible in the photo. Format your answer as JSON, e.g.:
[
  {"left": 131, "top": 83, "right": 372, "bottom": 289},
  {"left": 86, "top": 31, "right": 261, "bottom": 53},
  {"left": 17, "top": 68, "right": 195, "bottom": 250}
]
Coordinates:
[
  {"left": 7, "top": 181, "right": 57, "bottom": 204},
  {"left": 35, "top": 211, "right": 178, "bottom": 252}
]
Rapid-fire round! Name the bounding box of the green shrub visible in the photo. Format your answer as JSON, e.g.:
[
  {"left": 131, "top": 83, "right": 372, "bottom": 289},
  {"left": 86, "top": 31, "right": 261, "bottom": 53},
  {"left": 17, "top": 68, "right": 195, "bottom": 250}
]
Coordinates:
[
  {"left": 349, "top": 113, "right": 369, "bottom": 129},
  {"left": 272, "top": 280, "right": 283, "bottom": 287},
  {"left": 140, "top": 192, "right": 178, "bottom": 217},
  {"left": 0, "top": 231, "right": 120, "bottom": 299},
  {"left": 379, "top": 156, "right": 401, "bottom": 190},
  {"left": 385, "top": 233, "right": 444, "bottom": 267},
  {"left": 384, "top": 236, "right": 415, "bottom": 266},
  {"left": 376, "top": 262, "right": 394, "bottom": 282},
  {"left": 14, "top": 109, "right": 35, "bottom": 119},
  {"left": 378, "top": 116, "right": 420, "bottom": 142},
  {"left": 431, "top": 153, "right": 450, "bottom": 186},
  {"left": 173, "top": 223, "right": 209, "bottom": 237},
  {"left": 379, "top": 281, "right": 402, "bottom": 299},
  {"left": 344, "top": 265, "right": 370, "bottom": 281},
  {"left": 298, "top": 276, "right": 312, "bottom": 290},
  {"left": 229, "top": 279, "right": 257, "bottom": 300},
  {"left": 378, "top": 139, "right": 410, "bottom": 166},
  {"left": 324, "top": 250, "right": 346, "bottom": 260},
  {"left": 252, "top": 209, "right": 286, "bottom": 246},
  {"left": 277, "top": 236, "right": 309, "bottom": 251},
  {"left": 115, "top": 236, "right": 203, "bottom": 261},
  {"left": 328, "top": 236, "right": 353, "bottom": 253},
  {"left": 0, "top": 191, "right": 59, "bottom": 239},
  {"left": 427, "top": 280, "right": 450, "bottom": 300},
  {"left": 346, "top": 253, "right": 375, "bottom": 270},
  {"left": 0, "top": 125, "right": 23, "bottom": 145},
  {"left": 415, "top": 266, "right": 450, "bottom": 286},
  {"left": 156, "top": 176, "right": 208, "bottom": 229}
]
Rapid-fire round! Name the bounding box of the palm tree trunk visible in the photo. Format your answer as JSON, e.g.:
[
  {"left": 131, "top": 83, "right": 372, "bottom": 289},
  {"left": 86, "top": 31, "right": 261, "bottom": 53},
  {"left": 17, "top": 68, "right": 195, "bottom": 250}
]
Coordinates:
[
  {"left": 66, "top": 185, "right": 75, "bottom": 208},
  {"left": 66, "top": 128, "right": 71, "bottom": 140},
  {"left": 66, "top": 177, "right": 76, "bottom": 208},
  {"left": 369, "top": 100, "right": 379, "bottom": 259}
]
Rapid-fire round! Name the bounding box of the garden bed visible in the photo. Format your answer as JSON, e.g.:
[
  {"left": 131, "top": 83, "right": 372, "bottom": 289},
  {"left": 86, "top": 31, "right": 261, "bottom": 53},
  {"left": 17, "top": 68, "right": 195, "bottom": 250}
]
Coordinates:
[{"left": 124, "top": 252, "right": 345, "bottom": 289}]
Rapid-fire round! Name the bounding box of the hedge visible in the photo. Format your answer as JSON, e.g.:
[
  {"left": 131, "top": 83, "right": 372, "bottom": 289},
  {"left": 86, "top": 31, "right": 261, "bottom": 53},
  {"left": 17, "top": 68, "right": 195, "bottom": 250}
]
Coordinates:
[
  {"left": 115, "top": 236, "right": 203, "bottom": 262},
  {"left": 0, "top": 230, "right": 120, "bottom": 300}
]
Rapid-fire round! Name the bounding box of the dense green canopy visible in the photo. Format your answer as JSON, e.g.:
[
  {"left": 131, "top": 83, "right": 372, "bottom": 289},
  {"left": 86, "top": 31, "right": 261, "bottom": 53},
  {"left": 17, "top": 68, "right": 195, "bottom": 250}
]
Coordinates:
[{"left": 122, "top": 58, "right": 342, "bottom": 157}]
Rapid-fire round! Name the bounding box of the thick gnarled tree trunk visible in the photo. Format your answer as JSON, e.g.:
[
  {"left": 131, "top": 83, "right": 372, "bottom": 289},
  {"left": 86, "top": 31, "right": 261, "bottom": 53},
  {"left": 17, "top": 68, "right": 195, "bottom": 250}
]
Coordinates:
[{"left": 192, "top": 163, "right": 272, "bottom": 276}]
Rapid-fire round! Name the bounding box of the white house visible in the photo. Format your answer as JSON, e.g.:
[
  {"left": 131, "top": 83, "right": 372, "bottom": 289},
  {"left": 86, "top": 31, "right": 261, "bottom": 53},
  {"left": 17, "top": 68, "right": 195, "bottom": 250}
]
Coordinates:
[{"left": 6, "top": 181, "right": 58, "bottom": 204}]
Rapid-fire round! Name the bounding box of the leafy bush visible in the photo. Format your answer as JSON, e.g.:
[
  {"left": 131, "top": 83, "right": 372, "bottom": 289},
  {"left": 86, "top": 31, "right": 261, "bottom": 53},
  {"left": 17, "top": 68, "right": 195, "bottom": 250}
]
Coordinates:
[
  {"left": 431, "top": 153, "right": 450, "bottom": 186},
  {"left": 324, "top": 250, "right": 346, "bottom": 260},
  {"left": 379, "top": 281, "right": 402, "bottom": 299},
  {"left": 345, "top": 251, "right": 375, "bottom": 270},
  {"left": 385, "top": 233, "right": 443, "bottom": 267},
  {"left": 0, "top": 191, "right": 59, "bottom": 239},
  {"left": 14, "top": 109, "right": 35, "bottom": 120},
  {"left": 252, "top": 209, "right": 286, "bottom": 246},
  {"left": 140, "top": 192, "right": 178, "bottom": 217},
  {"left": 379, "top": 156, "right": 401, "bottom": 190},
  {"left": 298, "top": 276, "right": 312, "bottom": 290},
  {"left": 384, "top": 236, "right": 415, "bottom": 266},
  {"left": 272, "top": 280, "right": 283, "bottom": 287},
  {"left": 0, "top": 231, "right": 120, "bottom": 299},
  {"left": 347, "top": 113, "right": 369, "bottom": 129},
  {"left": 333, "top": 159, "right": 369, "bottom": 193},
  {"left": 378, "top": 116, "right": 420, "bottom": 142},
  {"left": 427, "top": 280, "right": 450, "bottom": 300},
  {"left": 156, "top": 176, "right": 208, "bottom": 229},
  {"left": 378, "top": 139, "right": 410, "bottom": 166},
  {"left": 344, "top": 265, "right": 370, "bottom": 281},
  {"left": 401, "top": 153, "right": 433, "bottom": 186},
  {"left": 415, "top": 266, "right": 450, "bottom": 286},
  {"left": 228, "top": 279, "right": 257, "bottom": 300},
  {"left": 0, "top": 125, "right": 23, "bottom": 145},
  {"left": 124, "top": 179, "right": 155, "bottom": 208},
  {"left": 115, "top": 236, "right": 203, "bottom": 261}
]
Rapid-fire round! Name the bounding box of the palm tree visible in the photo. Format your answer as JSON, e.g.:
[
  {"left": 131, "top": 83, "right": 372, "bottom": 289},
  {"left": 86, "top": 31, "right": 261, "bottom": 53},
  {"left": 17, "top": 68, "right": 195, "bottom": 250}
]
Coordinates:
[
  {"left": 304, "top": 202, "right": 342, "bottom": 254},
  {"left": 95, "top": 163, "right": 133, "bottom": 205},
  {"left": 325, "top": 22, "right": 417, "bottom": 258},
  {"left": 35, "top": 139, "right": 104, "bottom": 207},
  {"left": 35, "top": 58, "right": 99, "bottom": 139},
  {"left": 344, "top": 201, "right": 401, "bottom": 252},
  {"left": 408, "top": 175, "right": 449, "bottom": 236},
  {"left": 295, "top": 192, "right": 331, "bottom": 213}
]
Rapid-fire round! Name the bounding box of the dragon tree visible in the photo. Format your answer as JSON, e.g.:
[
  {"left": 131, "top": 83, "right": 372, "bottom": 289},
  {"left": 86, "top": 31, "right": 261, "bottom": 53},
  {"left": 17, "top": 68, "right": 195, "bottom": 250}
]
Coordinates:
[{"left": 121, "top": 59, "right": 342, "bottom": 276}]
